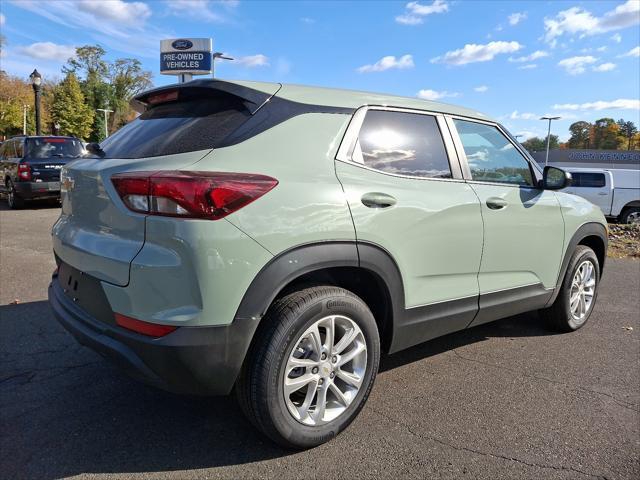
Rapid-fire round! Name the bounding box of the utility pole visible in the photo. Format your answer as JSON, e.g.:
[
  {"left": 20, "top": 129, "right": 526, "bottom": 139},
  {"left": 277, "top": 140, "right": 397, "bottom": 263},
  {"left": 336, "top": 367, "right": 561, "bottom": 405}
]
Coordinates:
[
  {"left": 540, "top": 116, "right": 561, "bottom": 166},
  {"left": 96, "top": 108, "right": 114, "bottom": 138}
]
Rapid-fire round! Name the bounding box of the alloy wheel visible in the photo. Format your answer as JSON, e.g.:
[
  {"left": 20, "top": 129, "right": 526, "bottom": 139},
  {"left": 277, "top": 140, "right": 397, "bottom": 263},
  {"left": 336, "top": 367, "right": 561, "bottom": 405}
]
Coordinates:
[
  {"left": 283, "top": 315, "right": 367, "bottom": 426},
  {"left": 569, "top": 260, "right": 596, "bottom": 323}
]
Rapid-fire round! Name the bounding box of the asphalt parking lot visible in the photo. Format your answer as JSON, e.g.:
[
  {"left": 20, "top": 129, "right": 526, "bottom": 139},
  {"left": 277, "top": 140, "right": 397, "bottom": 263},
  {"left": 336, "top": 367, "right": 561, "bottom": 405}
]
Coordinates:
[{"left": 1, "top": 202, "right": 639, "bottom": 480}]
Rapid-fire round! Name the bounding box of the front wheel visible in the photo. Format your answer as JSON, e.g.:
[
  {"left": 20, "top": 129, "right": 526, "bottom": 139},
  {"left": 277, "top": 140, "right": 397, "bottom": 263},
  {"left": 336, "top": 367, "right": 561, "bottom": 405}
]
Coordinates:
[
  {"left": 540, "top": 245, "right": 600, "bottom": 332},
  {"left": 236, "top": 286, "right": 380, "bottom": 449}
]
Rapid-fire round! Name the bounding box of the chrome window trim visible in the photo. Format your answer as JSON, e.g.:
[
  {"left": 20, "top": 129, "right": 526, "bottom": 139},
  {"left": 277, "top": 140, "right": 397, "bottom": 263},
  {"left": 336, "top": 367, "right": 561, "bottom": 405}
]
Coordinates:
[
  {"left": 446, "top": 114, "right": 541, "bottom": 189},
  {"left": 335, "top": 105, "right": 464, "bottom": 182}
]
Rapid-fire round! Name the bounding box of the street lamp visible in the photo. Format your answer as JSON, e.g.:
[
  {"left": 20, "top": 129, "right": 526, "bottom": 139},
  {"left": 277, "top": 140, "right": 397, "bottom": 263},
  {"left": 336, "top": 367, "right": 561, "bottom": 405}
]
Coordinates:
[
  {"left": 29, "top": 69, "right": 42, "bottom": 136},
  {"left": 96, "top": 107, "right": 114, "bottom": 139},
  {"left": 212, "top": 52, "right": 233, "bottom": 78},
  {"left": 540, "top": 116, "right": 561, "bottom": 166}
]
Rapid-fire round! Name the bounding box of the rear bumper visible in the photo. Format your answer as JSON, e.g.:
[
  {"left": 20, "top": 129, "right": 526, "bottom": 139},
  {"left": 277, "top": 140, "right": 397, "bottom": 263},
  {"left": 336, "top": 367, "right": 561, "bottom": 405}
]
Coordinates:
[
  {"left": 48, "top": 273, "right": 258, "bottom": 395},
  {"left": 14, "top": 181, "right": 60, "bottom": 199}
]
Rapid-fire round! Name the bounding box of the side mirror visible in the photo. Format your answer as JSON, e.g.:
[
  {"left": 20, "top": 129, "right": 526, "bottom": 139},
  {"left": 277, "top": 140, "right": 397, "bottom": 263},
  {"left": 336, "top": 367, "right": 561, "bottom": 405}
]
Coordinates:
[
  {"left": 543, "top": 166, "right": 572, "bottom": 190},
  {"left": 85, "top": 142, "right": 105, "bottom": 158}
]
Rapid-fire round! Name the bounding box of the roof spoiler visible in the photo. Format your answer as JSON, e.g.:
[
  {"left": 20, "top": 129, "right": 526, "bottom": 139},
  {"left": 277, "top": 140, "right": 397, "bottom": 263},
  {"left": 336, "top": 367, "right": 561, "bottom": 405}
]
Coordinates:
[{"left": 131, "top": 79, "right": 281, "bottom": 115}]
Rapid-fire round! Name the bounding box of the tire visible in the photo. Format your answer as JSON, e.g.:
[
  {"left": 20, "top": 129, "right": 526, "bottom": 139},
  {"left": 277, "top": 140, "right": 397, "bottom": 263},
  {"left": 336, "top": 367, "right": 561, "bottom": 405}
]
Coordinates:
[
  {"left": 236, "top": 286, "right": 380, "bottom": 449},
  {"left": 620, "top": 207, "right": 640, "bottom": 225},
  {"left": 6, "top": 180, "right": 24, "bottom": 209},
  {"left": 540, "top": 245, "right": 600, "bottom": 332}
]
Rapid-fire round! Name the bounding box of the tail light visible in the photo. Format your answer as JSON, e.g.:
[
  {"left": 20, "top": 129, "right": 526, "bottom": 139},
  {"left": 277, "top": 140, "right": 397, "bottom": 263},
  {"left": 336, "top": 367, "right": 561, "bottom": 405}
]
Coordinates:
[
  {"left": 18, "top": 163, "right": 32, "bottom": 181},
  {"left": 111, "top": 171, "right": 278, "bottom": 220},
  {"left": 115, "top": 313, "right": 177, "bottom": 337}
]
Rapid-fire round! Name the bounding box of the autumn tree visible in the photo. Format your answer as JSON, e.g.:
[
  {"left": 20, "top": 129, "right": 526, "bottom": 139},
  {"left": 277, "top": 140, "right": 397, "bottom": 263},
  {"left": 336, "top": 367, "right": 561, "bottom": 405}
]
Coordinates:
[
  {"left": 567, "top": 121, "right": 591, "bottom": 149},
  {"left": 51, "top": 73, "right": 94, "bottom": 139},
  {"left": 64, "top": 45, "right": 152, "bottom": 141},
  {"left": 521, "top": 135, "right": 558, "bottom": 154},
  {"left": 591, "top": 118, "right": 622, "bottom": 150},
  {"left": 0, "top": 72, "right": 54, "bottom": 137},
  {"left": 617, "top": 119, "right": 638, "bottom": 150}
]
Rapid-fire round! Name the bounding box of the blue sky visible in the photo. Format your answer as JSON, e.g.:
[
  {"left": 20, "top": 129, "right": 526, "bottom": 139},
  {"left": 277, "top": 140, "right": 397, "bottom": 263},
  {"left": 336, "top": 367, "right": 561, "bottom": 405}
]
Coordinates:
[{"left": 1, "top": 0, "right": 639, "bottom": 141}]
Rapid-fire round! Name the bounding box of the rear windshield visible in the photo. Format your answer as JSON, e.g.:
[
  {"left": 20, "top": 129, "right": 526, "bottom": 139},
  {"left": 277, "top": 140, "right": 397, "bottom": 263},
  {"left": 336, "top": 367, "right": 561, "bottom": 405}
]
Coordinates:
[
  {"left": 99, "top": 94, "right": 251, "bottom": 159},
  {"left": 27, "top": 138, "right": 84, "bottom": 159}
]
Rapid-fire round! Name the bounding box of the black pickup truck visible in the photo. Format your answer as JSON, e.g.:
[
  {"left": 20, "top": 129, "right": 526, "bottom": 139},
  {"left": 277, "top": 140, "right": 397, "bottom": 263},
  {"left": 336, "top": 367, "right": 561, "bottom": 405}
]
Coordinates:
[{"left": 1, "top": 136, "right": 85, "bottom": 209}]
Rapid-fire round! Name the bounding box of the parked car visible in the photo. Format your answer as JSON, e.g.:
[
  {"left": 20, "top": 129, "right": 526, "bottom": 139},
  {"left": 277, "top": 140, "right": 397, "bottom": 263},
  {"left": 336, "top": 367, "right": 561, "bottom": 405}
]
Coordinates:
[
  {"left": 558, "top": 167, "right": 640, "bottom": 224},
  {"left": 49, "top": 80, "right": 608, "bottom": 449},
  {"left": 0, "top": 135, "right": 85, "bottom": 208}
]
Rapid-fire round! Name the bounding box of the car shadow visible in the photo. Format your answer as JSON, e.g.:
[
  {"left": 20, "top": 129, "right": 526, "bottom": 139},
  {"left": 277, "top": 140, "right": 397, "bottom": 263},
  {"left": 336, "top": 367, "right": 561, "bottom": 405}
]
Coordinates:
[
  {"left": 0, "top": 197, "right": 60, "bottom": 211},
  {"left": 0, "top": 300, "right": 550, "bottom": 479}
]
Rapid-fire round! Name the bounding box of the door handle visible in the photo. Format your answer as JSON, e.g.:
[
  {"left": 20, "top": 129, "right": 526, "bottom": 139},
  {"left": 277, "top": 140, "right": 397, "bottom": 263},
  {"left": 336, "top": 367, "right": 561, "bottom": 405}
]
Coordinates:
[
  {"left": 361, "top": 192, "right": 397, "bottom": 209},
  {"left": 597, "top": 192, "right": 608, "bottom": 196},
  {"left": 486, "top": 197, "right": 508, "bottom": 210}
]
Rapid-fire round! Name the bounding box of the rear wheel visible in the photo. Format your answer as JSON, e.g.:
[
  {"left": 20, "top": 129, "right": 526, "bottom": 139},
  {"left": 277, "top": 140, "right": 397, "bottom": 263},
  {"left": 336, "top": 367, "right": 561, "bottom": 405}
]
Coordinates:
[
  {"left": 6, "top": 180, "right": 24, "bottom": 209},
  {"left": 236, "top": 286, "right": 380, "bottom": 449},
  {"left": 620, "top": 207, "right": 640, "bottom": 225},
  {"left": 540, "top": 245, "right": 600, "bottom": 332}
]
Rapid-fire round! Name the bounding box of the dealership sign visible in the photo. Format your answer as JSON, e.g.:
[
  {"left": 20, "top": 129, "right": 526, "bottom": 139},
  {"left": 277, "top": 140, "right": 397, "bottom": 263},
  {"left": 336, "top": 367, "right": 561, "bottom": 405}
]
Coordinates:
[{"left": 160, "top": 38, "right": 212, "bottom": 75}]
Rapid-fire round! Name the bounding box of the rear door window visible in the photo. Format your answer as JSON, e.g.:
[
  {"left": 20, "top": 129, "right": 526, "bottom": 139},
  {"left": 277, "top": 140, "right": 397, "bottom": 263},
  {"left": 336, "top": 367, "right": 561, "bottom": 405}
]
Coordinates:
[
  {"left": 27, "top": 138, "right": 84, "bottom": 159},
  {"left": 570, "top": 172, "right": 606, "bottom": 188},
  {"left": 354, "top": 110, "right": 452, "bottom": 178},
  {"left": 99, "top": 93, "right": 251, "bottom": 159}
]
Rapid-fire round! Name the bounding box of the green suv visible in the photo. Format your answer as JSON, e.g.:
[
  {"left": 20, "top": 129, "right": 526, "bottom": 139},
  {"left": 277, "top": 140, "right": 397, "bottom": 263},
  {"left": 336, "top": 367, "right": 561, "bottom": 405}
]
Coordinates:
[{"left": 48, "top": 80, "right": 607, "bottom": 449}]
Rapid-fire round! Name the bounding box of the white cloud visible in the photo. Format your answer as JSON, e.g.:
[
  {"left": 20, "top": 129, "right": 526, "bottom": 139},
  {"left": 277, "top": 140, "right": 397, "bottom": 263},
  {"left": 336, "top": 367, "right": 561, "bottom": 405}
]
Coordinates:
[
  {"left": 610, "top": 33, "right": 622, "bottom": 43},
  {"left": 620, "top": 46, "right": 640, "bottom": 57},
  {"left": 15, "top": 42, "right": 76, "bottom": 62},
  {"left": 509, "top": 50, "right": 549, "bottom": 62},
  {"left": 510, "top": 110, "right": 539, "bottom": 120},
  {"left": 508, "top": 12, "right": 527, "bottom": 26},
  {"left": 234, "top": 54, "right": 270, "bottom": 67},
  {"left": 166, "top": 0, "right": 238, "bottom": 22},
  {"left": 77, "top": 0, "right": 150, "bottom": 26},
  {"left": 518, "top": 64, "right": 538, "bottom": 70},
  {"left": 0, "top": 13, "right": 5, "bottom": 25},
  {"left": 300, "top": 17, "right": 315, "bottom": 24},
  {"left": 416, "top": 89, "right": 459, "bottom": 101},
  {"left": 358, "top": 54, "right": 414, "bottom": 72},
  {"left": 431, "top": 41, "right": 522, "bottom": 65},
  {"left": 396, "top": 0, "right": 449, "bottom": 25},
  {"left": 557, "top": 55, "right": 597, "bottom": 75},
  {"left": 474, "top": 85, "right": 489, "bottom": 93},
  {"left": 544, "top": 1, "right": 640, "bottom": 46},
  {"left": 553, "top": 99, "right": 640, "bottom": 111},
  {"left": 593, "top": 62, "right": 616, "bottom": 72}
]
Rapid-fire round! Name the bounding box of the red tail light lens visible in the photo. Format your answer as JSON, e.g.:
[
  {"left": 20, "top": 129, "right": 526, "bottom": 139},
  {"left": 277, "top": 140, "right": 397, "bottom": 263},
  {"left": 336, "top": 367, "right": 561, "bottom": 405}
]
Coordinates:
[
  {"left": 111, "top": 171, "right": 278, "bottom": 220},
  {"left": 115, "top": 313, "right": 178, "bottom": 337},
  {"left": 18, "top": 163, "right": 32, "bottom": 181}
]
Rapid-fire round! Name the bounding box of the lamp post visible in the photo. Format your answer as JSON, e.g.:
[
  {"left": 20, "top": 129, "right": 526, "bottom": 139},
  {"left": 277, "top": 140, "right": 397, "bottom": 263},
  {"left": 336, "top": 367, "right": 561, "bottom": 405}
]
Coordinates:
[
  {"left": 540, "top": 116, "right": 561, "bottom": 166},
  {"left": 212, "top": 52, "right": 233, "bottom": 78},
  {"left": 29, "top": 69, "right": 42, "bottom": 135},
  {"left": 96, "top": 107, "right": 114, "bottom": 139}
]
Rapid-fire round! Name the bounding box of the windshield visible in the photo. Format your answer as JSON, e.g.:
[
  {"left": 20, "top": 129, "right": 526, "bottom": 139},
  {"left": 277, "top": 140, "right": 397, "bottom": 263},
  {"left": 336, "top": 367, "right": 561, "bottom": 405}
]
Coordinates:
[{"left": 27, "top": 138, "right": 84, "bottom": 159}]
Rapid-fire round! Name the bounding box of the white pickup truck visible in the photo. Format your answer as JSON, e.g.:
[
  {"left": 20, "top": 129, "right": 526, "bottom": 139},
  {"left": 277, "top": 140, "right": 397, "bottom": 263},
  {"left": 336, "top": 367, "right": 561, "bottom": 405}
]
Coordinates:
[{"left": 560, "top": 167, "right": 640, "bottom": 224}]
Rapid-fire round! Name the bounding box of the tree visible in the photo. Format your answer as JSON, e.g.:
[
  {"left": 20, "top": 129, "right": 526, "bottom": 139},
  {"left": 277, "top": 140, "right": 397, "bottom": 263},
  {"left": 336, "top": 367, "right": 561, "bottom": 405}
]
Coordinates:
[
  {"left": 567, "top": 121, "right": 591, "bottom": 149},
  {"left": 64, "top": 45, "right": 152, "bottom": 141},
  {"left": 591, "top": 118, "right": 621, "bottom": 150},
  {"left": 617, "top": 119, "right": 638, "bottom": 150},
  {"left": 521, "top": 135, "right": 558, "bottom": 154},
  {"left": 51, "top": 73, "right": 94, "bottom": 140},
  {"left": 0, "top": 72, "right": 54, "bottom": 137}
]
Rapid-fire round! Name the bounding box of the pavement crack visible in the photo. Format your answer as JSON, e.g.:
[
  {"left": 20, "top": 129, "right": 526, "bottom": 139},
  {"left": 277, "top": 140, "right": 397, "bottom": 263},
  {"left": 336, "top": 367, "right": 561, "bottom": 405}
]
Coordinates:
[
  {"left": 370, "top": 407, "right": 605, "bottom": 479},
  {"left": 450, "top": 350, "right": 639, "bottom": 412}
]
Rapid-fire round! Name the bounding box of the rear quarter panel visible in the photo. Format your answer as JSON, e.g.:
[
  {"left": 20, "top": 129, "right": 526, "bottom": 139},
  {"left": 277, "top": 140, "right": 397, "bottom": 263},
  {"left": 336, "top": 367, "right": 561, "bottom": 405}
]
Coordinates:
[{"left": 187, "top": 112, "right": 356, "bottom": 255}]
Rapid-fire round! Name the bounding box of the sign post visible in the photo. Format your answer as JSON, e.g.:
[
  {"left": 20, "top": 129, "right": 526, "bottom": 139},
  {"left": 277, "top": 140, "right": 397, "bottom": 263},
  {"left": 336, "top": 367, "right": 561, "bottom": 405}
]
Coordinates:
[{"left": 160, "top": 38, "right": 213, "bottom": 83}]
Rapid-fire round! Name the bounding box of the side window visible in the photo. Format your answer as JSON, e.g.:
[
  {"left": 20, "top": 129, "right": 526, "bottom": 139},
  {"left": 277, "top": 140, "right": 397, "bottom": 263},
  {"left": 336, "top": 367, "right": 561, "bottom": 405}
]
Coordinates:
[
  {"left": 354, "top": 110, "right": 452, "bottom": 179},
  {"left": 453, "top": 119, "right": 533, "bottom": 186},
  {"left": 570, "top": 172, "right": 606, "bottom": 188},
  {"left": 14, "top": 140, "right": 24, "bottom": 158},
  {"left": 4, "top": 141, "right": 15, "bottom": 159}
]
